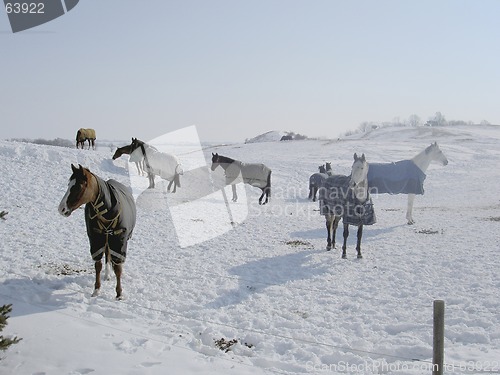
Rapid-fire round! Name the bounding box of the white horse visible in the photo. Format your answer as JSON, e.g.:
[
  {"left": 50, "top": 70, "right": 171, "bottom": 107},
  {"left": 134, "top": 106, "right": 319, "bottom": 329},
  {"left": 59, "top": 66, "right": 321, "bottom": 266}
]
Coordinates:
[
  {"left": 130, "top": 138, "right": 183, "bottom": 192},
  {"left": 367, "top": 142, "right": 448, "bottom": 224},
  {"left": 320, "top": 153, "right": 376, "bottom": 259}
]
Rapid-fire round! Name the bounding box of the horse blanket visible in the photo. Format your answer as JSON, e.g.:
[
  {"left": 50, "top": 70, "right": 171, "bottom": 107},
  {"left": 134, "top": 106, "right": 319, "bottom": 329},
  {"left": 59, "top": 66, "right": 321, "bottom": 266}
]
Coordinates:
[
  {"left": 225, "top": 161, "right": 271, "bottom": 188},
  {"left": 319, "top": 175, "right": 376, "bottom": 226},
  {"left": 76, "top": 128, "right": 96, "bottom": 141},
  {"left": 85, "top": 177, "right": 136, "bottom": 265},
  {"left": 132, "top": 146, "right": 182, "bottom": 182},
  {"left": 367, "top": 160, "right": 426, "bottom": 195},
  {"left": 309, "top": 173, "right": 328, "bottom": 187}
]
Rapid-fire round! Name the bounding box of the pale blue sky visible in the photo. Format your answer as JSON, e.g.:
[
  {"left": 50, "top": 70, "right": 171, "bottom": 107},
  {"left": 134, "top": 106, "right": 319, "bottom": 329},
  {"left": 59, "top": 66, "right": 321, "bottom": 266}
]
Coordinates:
[{"left": 1, "top": 0, "right": 499, "bottom": 143}]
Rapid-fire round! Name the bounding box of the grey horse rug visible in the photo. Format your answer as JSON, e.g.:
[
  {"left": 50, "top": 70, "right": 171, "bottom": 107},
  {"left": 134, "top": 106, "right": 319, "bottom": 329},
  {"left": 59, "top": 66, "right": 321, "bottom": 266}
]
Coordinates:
[
  {"left": 225, "top": 161, "right": 271, "bottom": 188},
  {"left": 319, "top": 175, "right": 376, "bottom": 226},
  {"left": 368, "top": 160, "right": 426, "bottom": 195},
  {"left": 85, "top": 177, "right": 136, "bottom": 265}
]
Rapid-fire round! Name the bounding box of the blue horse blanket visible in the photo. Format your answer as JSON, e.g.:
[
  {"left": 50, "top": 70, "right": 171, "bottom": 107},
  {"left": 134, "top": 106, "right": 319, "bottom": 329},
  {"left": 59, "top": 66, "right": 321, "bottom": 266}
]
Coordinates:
[
  {"left": 85, "top": 177, "right": 136, "bottom": 265},
  {"left": 368, "top": 160, "right": 426, "bottom": 195},
  {"left": 319, "top": 175, "right": 376, "bottom": 226}
]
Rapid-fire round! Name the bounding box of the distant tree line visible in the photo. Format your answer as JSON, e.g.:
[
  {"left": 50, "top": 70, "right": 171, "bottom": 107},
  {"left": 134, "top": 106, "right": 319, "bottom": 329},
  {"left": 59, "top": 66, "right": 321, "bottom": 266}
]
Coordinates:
[
  {"left": 7, "top": 138, "right": 118, "bottom": 150},
  {"left": 347, "top": 112, "right": 492, "bottom": 137},
  {"left": 8, "top": 137, "right": 74, "bottom": 148}
]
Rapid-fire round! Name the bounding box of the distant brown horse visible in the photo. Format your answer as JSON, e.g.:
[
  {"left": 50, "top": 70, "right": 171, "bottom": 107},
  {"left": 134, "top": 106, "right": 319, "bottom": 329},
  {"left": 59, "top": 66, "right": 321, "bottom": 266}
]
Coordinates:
[
  {"left": 112, "top": 144, "right": 146, "bottom": 176},
  {"left": 58, "top": 164, "right": 136, "bottom": 299},
  {"left": 76, "top": 128, "right": 96, "bottom": 149}
]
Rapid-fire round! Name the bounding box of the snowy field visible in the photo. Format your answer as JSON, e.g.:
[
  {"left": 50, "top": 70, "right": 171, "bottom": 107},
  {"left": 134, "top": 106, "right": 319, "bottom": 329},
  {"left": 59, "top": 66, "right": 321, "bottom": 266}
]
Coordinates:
[{"left": 1, "top": 125, "right": 499, "bottom": 374}]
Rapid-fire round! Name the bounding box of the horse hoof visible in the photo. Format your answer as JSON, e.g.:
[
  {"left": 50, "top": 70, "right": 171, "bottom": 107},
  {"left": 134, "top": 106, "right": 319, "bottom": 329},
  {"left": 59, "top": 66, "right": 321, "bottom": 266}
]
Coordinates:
[
  {"left": 91, "top": 289, "right": 100, "bottom": 297},
  {"left": 341, "top": 254, "right": 347, "bottom": 259},
  {"left": 326, "top": 245, "right": 331, "bottom": 251},
  {"left": 357, "top": 255, "right": 363, "bottom": 259},
  {"left": 116, "top": 295, "right": 123, "bottom": 301}
]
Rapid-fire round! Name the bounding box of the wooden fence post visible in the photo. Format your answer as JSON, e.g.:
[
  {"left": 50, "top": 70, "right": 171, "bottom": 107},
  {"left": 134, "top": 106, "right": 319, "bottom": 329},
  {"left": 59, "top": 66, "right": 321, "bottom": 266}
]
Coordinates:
[{"left": 433, "top": 300, "right": 445, "bottom": 375}]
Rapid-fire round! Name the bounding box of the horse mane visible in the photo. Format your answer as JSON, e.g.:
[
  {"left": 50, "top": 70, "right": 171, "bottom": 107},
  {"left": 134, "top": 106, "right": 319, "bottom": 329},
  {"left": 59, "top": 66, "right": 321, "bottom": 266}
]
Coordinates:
[{"left": 216, "top": 154, "right": 236, "bottom": 164}]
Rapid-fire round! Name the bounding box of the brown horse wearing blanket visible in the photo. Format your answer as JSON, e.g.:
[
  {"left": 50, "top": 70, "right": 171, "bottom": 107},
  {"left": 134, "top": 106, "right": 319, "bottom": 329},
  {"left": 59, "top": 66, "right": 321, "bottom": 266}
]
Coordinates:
[
  {"left": 76, "top": 128, "right": 96, "bottom": 149},
  {"left": 211, "top": 153, "right": 271, "bottom": 205},
  {"left": 58, "top": 164, "right": 136, "bottom": 299}
]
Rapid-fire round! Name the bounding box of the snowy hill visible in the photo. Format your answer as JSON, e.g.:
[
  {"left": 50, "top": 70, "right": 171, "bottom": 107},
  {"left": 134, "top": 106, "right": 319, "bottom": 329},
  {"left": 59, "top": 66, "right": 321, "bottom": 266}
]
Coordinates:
[
  {"left": 1, "top": 125, "right": 500, "bottom": 374},
  {"left": 245, "top": 130, "right": 288, "bottom": 143}
]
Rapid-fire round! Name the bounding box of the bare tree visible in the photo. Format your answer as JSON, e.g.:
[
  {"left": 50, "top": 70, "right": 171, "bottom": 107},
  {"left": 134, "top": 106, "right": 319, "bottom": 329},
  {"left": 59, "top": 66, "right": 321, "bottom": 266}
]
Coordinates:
[{"left": 408, "top": 114, "right": 421, "bottom": 127}]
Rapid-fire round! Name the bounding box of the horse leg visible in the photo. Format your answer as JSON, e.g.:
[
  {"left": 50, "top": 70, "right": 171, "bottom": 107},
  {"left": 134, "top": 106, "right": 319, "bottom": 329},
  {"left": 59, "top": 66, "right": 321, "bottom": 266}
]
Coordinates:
[
  {"left": 356, "top": 225, "right": 363, "bottom": 259},
  {"left": 104, "top": 248, "right": 111, "bottom": 281},
  {"left": 259, "top": 190, "right": 265, "bottom": 205},
  {"left": 113, "top": 263, "right": 123, "bottom": 300},
  {"left": 308, "top": 185, "right": 313, "bottom": 200},
  {"left": 173, "top": 173, "right": 181, "bottom": 193},
  {"left": 231, "top": 184, "right": 238, "bottom": 202},
  {"left": 167, "top": 179, "right": 174, "bottom": 192},
  {"left": 313, "top": 187, "right": 318, "bottom": 202},
  {"left": 342, "top": 223, "right": 349, "bottom": 259},
  {"left": 148, "top": 172, "right": 155, "bottom": 189},
  {"left": 406, "top": 194, "right": 416, "bottom": 225},
  {"left": 332, "top": 216, "right": 340, "bottom": 249},
  {"left": 92, "top": 260, "right": 103, "bottom": 297},
  {"left": 325, "top": 214, "right": 332, "bottom": 250}
]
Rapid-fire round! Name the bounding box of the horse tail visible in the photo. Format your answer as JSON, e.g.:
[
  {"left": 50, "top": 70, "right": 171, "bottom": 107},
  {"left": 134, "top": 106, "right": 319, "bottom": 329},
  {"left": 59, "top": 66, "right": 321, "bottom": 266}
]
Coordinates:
[
  {"left": 174, "top": 164, "right": 183, "bottom": 187},
  {"left": 76, "top": 129, "right": 82, "bottom": 148},
  {"left": 174, "top": 173, "right": 181, "bottom": 188},
  {"left": 140, "top": 143, "right": 151, "bottom": 172}
]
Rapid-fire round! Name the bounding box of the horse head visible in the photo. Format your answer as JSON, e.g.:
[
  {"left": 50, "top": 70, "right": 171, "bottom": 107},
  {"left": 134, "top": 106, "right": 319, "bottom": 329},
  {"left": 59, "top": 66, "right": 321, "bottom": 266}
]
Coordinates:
[
  {"left": 211, "top": 153, "right": 220, "bottom": 171},
  {"left": 58, "top": 164, "right": 97, "bottom": 217},
  {"left": 426, "top": 142, "right": 448, "bottom": 166},
  {"left": 350, "top": 153, "right": 369, "bottom": 188},
  {"left": 112, "top": 148, "right": 121, "bottom": 160}
]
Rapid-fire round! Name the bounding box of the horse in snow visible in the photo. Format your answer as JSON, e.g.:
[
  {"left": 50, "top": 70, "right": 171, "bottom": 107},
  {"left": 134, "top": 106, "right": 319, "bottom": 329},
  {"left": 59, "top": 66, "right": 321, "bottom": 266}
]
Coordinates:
[
  {"left": 367, "top": 142, "right": 448, "bottom": 224},
  {"left": 58, "top": 164, "right": 136, "bottom": 299},
  {"left": 211, "top": 153, "right": 272, "bottom": 205},
  {"left": 76, "top": 128, "right": 96, "bottom": 150},
  {"left": 130, "top": 138, "right": 183, "bottom": 192},
  {"left": 309, "top": 165, "right": 328, "bottom": 202},
  {"left": 319, "top": 153, "right": 376, "bottom": 259}
]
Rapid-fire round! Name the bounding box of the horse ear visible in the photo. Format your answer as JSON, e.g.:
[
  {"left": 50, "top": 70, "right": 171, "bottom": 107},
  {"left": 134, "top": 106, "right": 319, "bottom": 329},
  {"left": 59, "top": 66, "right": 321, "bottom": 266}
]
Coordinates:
[
  {"left": 354, "top": 153, "right": 358, "bottom": 161},
  {"left": 361, "top": 153, "right": 366, "bottom": 162},
  {"left": 71, "top": 164, "right": 78, "bottom": 173},
  {"left": 212, "top": 153, "right": 215, "bottom": 156}
]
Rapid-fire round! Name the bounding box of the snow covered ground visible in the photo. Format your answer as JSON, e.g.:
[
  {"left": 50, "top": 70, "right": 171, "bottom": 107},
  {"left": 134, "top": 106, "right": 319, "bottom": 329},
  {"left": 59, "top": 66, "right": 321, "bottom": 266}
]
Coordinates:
[{"left": 1, "top": 125, "right": 499, "bottom": 374}]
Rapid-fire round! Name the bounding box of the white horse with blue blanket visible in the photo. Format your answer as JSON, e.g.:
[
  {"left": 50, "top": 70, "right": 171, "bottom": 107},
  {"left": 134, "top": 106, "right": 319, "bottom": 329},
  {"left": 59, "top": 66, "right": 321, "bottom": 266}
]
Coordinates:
[{"left": 367, "top": 142, "right": 448, "bottom": 225}]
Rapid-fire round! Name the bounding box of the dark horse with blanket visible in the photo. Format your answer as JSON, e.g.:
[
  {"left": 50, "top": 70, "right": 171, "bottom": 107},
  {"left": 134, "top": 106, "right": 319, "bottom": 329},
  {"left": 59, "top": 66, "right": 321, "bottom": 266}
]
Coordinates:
[
  {"left": 211, "top": 153, "right": 272, "bottom": 205},
  {"left": 319, "top": 154, "right": 376, "bottom": 259},
  {"left": 58, "top": 164, "right": 136, "bottom": 299}
]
